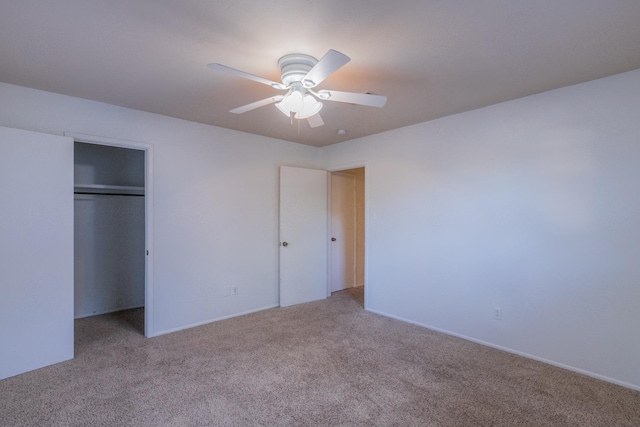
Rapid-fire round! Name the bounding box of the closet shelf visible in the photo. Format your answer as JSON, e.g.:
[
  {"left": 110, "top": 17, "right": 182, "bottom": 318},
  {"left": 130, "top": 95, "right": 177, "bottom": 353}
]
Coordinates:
[{"left": 74, "top": 184, "right": 145, "bottom": 196}]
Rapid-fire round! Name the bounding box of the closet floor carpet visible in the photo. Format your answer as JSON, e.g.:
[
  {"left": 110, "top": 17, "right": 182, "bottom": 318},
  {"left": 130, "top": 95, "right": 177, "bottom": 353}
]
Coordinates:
[{"left": 1, "top": 287, "right": 639, "bottom": 426}]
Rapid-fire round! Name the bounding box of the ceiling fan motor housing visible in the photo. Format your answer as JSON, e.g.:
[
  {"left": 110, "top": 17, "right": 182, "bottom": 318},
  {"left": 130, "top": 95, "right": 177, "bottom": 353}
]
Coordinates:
[{"left": 278, "top": 54, "right": 317, "bottom": 87}]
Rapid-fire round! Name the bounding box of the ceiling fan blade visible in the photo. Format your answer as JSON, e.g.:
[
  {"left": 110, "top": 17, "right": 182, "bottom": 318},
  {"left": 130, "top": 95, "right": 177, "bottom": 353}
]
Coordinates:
[
  {"left": 207, "top": 63, "right": 287, "bottom": 90},
  {"left": 230, "top": 95, "right": 284, "bottom": 114},
  {"left": 306, "top": 114, "right": 324, "bottom": 128},
  {"left": 301, "top": 50, "right": 350, "bottom": 88},
  {"left": 317, "top": 90, "right": 387, "bottom": 108}
]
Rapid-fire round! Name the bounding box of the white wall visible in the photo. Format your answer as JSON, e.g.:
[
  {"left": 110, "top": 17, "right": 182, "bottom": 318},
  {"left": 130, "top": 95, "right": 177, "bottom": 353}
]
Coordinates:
[
  {"left": 0, "top": 82, "right": 320, "bottom": 336},
  {"left": 322, "top": 69, "right": 640, "bottom": 390}
]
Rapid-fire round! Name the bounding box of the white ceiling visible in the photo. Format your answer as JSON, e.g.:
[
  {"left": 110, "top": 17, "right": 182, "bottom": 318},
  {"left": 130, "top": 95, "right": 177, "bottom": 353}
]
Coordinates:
[{"left": 1, "top": 1, "right": 640, "bottom": 147}]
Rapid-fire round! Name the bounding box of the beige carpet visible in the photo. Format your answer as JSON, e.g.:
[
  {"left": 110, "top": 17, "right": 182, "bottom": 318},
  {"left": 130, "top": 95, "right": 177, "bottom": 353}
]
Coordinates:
[{"left": 1, "top": 287, "right": 639, "bottom": 426}]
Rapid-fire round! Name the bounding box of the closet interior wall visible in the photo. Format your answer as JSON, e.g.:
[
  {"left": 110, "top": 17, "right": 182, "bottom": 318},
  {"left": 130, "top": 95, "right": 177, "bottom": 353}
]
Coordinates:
[{"left": 74, "top": 142, "right": 145, "bottom": 318}]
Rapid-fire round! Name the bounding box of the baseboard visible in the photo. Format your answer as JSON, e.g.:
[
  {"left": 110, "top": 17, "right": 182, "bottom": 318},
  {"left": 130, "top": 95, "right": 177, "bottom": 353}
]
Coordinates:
[
  {"left": 151, "top": 304, "right": 280, "bottom": 337},
  {"left": 366, "top": 308, "right": 640, "bottom": 392},
  {"left": 74, "top": 304, "right": 144, "bottom": 319}
]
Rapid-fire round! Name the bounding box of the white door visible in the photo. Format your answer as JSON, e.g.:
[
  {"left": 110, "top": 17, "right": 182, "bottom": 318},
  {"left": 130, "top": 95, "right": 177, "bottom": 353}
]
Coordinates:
[
  {"left": 0, "top": 126, "right": 74, "bottom": 380},
  {"left": 331, "top": 173, "right": 356, "bottom": 292},
  {"left": 279, "top": 166, "right": 328, "bottom": 307}
]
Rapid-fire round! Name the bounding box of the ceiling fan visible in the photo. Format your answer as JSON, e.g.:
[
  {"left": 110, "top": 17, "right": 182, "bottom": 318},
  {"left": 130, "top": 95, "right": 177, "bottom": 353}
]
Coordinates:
[{"left": 207, "top": 49, "right": 387, "bottom": 128}]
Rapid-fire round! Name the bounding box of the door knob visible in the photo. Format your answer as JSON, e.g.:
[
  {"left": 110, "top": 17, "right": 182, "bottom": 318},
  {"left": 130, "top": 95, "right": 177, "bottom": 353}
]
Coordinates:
[
  {"left": 282, "top": 242, "right": 288, "bottom": 247},
  {"left": 331, "top": 237, "right": 337, "bottom": 241}
]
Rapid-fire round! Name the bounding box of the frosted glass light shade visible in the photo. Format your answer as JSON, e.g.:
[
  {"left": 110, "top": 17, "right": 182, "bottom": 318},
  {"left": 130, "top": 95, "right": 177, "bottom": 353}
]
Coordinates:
[
  {"left": 284, "top": 90, "right": 304, "bottom": 113},
  {"left": 295, "top": 94, "right": 323, "bottom": 119},
  {"left": 275, "top": 100, "right": 291, "bottom": 117},
  {"left": 275, "top": 87, "right": 322, "bottom": 119}
]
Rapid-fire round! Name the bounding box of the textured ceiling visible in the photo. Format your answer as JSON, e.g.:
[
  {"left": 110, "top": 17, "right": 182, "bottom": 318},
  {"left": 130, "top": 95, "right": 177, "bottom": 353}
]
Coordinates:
[{"left": 1, "top": 1, "right": 640, "bottom": 147}]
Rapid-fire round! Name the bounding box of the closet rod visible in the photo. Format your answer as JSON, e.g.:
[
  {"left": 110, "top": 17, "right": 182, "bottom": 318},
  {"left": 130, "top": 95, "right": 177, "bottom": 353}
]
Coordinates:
[
  {"left": 74, "top": 191, "right": 144, "bottom": 196},
  {"left": 74, "top": 184, "right": 144, "bottom": 196}
]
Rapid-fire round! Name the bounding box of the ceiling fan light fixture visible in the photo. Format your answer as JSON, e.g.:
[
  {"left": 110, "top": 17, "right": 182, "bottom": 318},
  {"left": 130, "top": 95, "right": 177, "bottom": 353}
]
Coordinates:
[
  {"left": 287, "top": 90, "right": 304, "bottom": 113},
  {"left": 209, "top": 49, "right": 384, "bottom": 129},
  {"left": 275, "top": 93, "right": 301, "bottom": 116},
  {"left": 275, "top": 83, "right": 308, "bottom": 117},
  {"left": 275, "top": 99, "right": 291, "bottom": 117},
  {"left": 295, "top": 94, "right": 323, "bottom": 119}
]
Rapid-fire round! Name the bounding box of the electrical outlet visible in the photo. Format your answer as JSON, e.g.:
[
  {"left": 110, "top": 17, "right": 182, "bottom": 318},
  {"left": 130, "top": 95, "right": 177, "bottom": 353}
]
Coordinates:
[
  {"left": 493, "top": 307, "right": 502, "bottom": 320},
  {"left": 231, "top": 286, "right": 238, "bottom": 296}
]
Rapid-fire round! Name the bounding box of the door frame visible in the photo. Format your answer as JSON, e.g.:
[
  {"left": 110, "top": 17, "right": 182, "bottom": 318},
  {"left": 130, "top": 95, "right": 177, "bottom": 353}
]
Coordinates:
[
  {"left": 65, "top": 132, "right": 155, "bottom": 337},
  {"left": 329, "top": 171, "right": 357, "bottom": 292},
  {"left": 327, "top": 164, "right": 368, "bottom": 309}
]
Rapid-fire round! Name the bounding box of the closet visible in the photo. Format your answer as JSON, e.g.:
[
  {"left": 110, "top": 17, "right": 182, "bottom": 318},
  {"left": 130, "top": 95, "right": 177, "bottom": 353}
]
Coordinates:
[{"left": 74, "top": 142, "right": 145, "bottom": 319}]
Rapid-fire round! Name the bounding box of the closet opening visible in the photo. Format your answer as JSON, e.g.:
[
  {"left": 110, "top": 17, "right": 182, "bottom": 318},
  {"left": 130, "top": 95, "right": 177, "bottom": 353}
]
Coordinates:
[
  {"left": 73, "top": 142, "right": 146, "bottom": 336},
  {"left": 329, "top": 167, "right": 365, "bottom": 308}
]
